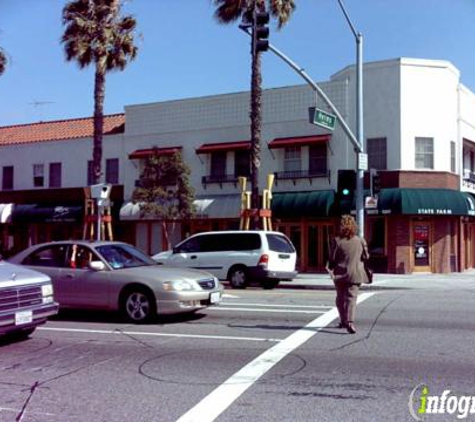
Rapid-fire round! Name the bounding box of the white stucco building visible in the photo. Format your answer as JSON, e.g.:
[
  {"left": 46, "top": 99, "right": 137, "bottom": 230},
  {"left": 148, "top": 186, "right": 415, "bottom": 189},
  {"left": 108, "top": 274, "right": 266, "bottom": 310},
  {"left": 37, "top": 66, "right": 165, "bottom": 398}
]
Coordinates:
[{"left": 1, "top": 57, "right": 475, "bottom": 273}]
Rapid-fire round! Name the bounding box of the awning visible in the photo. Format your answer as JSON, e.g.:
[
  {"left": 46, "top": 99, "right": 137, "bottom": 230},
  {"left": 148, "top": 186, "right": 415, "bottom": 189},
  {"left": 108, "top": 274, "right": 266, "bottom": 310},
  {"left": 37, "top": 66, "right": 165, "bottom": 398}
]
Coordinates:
[
  {"left": 377, "top": 188, "right": 471, "bottom": 216},
  {"left": 0, "top": 203, "right": 13, "bottom": 223},
  {"left": 11, "top": 204, "right": 83, "bottom": 223},
  {"left": 129, "top": 147, "right": 182, "bottom": 159},
  {"left": 196, "top": 141, "right": 251, "bottom": 154},
  {"left": 119, "top": 195, "right": 242, "bottom": 220},
  {"left": 272, "top": 190, "right": 335, "bottom": 218},
  {"left": 268, "top": 134, "right": 331, "bottom": 149}
]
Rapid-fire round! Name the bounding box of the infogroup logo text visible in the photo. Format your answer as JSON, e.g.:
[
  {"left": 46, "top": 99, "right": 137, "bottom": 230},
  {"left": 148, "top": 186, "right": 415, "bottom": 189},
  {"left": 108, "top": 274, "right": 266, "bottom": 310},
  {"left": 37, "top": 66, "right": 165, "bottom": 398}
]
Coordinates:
[{"left": 409, "top": 384, "right": 475, "bottom": 420}]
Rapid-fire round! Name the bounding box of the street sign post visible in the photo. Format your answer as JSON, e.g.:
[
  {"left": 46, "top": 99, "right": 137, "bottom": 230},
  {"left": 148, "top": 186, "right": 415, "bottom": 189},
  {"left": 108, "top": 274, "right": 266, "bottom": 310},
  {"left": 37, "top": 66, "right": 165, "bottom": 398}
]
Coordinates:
[{"left": 309, "top": 107, "right": 336, "bottom": 130}]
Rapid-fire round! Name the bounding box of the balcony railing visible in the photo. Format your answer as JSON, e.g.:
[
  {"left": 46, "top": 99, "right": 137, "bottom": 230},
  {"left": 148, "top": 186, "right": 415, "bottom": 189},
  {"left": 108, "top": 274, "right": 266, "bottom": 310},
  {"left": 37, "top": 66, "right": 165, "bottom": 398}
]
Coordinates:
[
  {"left": 463, "top": 169, "right": 475, "bottom": 190},
  {"left": 274, "top": 169, "right": 330, "bottom": 185},
  {"left": 202, "top": 174, "right": 241, "bottom": 187}
]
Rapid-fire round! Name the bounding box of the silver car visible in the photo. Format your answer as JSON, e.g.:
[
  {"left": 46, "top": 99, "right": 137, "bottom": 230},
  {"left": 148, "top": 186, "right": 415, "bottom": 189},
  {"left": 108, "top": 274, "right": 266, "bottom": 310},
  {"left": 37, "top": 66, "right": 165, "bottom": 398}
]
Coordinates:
[{"left": 9, "top": 241, "right": 223, "bottom": 323}]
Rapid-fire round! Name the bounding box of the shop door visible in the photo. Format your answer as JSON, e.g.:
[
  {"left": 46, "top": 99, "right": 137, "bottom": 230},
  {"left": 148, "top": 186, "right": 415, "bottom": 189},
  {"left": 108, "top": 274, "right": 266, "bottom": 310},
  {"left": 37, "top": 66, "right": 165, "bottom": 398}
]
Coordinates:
[
  {"left": 413, "top": 222, "right": 431, "bottom": 272},
  {"left": 306, "top": 224, "right": 334, "bottom": 272}
]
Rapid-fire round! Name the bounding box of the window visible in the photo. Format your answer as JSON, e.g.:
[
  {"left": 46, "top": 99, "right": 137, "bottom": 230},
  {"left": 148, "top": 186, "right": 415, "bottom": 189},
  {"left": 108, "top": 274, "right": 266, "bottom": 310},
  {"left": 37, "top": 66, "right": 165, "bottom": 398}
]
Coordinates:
[
  {"left": 309, "top": 144, "right": 327, "bottom": 175},
  {"left": 87, "top": 160, "right": 94, "bottom": 185},
  {"left": 284, "top": 146, "right": 301, "bottom": 172},
  {"left": 106, "top": 158, "right": 119, "bottom": 184},
  {"left": 210, "top": 151, "right": 226, "bottom": 177},
  {"left": 415, "top": 137, "right": 434, "bottom": 169},
  {"left": 2, "top": 166, "right": 13, "bottom": 190},
  {"left": 33, "top": 164, "right": 44, "bottom": 187},
  {"left": 450, "top": 141, "right": 456, "bottom": 173},
  {"left": 22, "top": 245, "right": 68, "bottom": 268},
  {"left": 234, "top": 150, "right": 250, "bottom": 177},
  {"left": 367, "top": 137, "right": 387, "bottom": 170},
  {"left": 49, "top": 162, "right": 62, "bottom": 188}
]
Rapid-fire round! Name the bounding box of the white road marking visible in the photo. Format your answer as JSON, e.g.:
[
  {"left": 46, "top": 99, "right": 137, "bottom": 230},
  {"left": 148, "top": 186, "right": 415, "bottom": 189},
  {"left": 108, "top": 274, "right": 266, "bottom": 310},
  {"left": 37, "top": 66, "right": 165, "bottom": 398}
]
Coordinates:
[
  {"left": 208, "top": 307, "right": 325, "bottom": 314},
  {"left": 37, "top": 327, "right": 281, "bottom": 343},
  {"left": 221, "top": 302, "right": 332, "bottom": 309},
  {"left": 176, "top": 292, "right": 375, "bottom": 422}
]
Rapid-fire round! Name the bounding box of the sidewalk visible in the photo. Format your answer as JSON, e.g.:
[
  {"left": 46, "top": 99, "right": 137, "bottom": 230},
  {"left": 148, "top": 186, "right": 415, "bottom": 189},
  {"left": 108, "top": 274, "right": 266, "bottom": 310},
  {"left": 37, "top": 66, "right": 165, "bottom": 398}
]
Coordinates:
[{"left": 279, "top": 269, "right": 475, "bottom": 290}]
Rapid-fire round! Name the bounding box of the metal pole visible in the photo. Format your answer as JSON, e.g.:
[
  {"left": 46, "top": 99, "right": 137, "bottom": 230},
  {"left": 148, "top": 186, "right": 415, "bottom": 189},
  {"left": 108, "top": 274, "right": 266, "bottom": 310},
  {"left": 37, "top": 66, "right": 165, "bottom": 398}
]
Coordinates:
[
  {"left": 355, "top": 33, "right": 364, "bottom": 237},
  {"left": 337, "top": 0, "right": 364, "bottom": 237}
]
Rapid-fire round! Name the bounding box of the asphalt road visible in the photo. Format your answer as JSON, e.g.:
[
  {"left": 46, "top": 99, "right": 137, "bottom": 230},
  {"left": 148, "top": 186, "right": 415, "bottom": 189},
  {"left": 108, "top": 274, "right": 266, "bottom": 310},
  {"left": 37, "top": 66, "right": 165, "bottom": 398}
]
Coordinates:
[{"left": 1, "top": 274, "right": 475, "bottom": 422}]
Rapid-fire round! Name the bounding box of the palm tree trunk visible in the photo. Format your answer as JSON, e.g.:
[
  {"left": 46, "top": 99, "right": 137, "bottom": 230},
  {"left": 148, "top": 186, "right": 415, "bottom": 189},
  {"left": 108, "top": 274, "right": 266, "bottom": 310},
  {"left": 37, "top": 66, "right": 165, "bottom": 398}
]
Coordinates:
[
  {"left": 250, "top": 5, "right": 263, "bottom": 228},
  {"left": 93, "top": 66, "right": 106, "bottom": 185}
]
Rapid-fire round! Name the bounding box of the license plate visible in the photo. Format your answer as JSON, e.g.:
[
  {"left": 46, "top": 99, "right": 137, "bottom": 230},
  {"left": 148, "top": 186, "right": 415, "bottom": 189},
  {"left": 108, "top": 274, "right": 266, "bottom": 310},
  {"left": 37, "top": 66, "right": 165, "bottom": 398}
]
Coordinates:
[
  {"left": 210, "top": 292, "right": 220, "bottom": 304},
  {"left": 15, "top": 310, "right": 33, "bottom": 325}
]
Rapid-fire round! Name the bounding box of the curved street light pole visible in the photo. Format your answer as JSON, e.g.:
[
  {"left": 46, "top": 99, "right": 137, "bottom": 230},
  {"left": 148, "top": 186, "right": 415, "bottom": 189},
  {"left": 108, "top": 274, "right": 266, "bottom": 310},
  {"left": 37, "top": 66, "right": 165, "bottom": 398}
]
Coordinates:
[{"left": 337, "top": 0, "right": 365, "bottom": 237}]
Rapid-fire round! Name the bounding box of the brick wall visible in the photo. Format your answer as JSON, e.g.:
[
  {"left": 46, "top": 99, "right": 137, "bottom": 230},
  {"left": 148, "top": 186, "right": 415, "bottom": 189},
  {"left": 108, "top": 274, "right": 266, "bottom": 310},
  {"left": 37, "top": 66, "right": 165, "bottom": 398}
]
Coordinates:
[{"left": 379, "top": 171, "right": 459, "bottom": 190}]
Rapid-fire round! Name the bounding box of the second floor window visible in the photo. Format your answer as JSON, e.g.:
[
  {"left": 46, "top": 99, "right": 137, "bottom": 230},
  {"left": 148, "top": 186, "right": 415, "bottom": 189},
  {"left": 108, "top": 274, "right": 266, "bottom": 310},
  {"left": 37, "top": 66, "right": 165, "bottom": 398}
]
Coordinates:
[
  {"left": 309, "top": 144, "right": 327, "bottom": 175},
  {"left": 2, "top": 166, "right": 13, "bottom": 190},
  {"left": 33, "top": 164, "right": 44, "bottom": 187},
  {"left": 106, "top": 158, "right": 119, "bottom": 184},
  {"left": 284, "top": 146, "right": 301, "bottom": 172},
  {"left": 234, "top": 150, "right": 250, "bottom": 177},
  {"left": 450, "top": 141, "right": 456, "bottom": 173},
  {"left": 210, "top": 151, "right": 226, "bottom": 177},
  {"left": 49, "top": 162, "right": 62, "bottom": 188},
  {"left": 367, "top": 137, "right": 387, "bottom": 170},
  {"left": 415, "top": 137, "right": 434, "bottom": 169}
]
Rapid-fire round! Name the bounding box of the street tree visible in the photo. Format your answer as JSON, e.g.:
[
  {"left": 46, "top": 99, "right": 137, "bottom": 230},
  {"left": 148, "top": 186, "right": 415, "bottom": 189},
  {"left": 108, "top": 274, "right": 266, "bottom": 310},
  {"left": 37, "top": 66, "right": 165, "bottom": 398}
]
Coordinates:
[
  {"left": 61, "top": 0, "right": 138, "bottom": 184},
  {"left": 213, "top": 0, "right": 295, "bottom": 220},
  {"left": 132, "top": 150, "right": 196, "bottom": 249}
]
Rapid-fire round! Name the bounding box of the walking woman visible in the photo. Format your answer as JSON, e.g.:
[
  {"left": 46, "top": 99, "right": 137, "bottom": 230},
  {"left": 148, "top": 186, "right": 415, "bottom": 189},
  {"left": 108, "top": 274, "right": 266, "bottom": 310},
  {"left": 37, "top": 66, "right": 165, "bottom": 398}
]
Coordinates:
[{"left": 328, "top": 215, "right": 369, "bottom": 334}]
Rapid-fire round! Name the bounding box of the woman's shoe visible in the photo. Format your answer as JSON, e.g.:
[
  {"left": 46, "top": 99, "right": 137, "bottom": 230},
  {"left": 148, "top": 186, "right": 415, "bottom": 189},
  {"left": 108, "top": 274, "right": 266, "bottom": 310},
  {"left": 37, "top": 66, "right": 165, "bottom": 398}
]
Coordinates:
[
  {"left": 347, "top": 323, "right": 356, "bottom": 334},
  {"left": 337, "top": 321, "right": 347, "bottom": 329}
]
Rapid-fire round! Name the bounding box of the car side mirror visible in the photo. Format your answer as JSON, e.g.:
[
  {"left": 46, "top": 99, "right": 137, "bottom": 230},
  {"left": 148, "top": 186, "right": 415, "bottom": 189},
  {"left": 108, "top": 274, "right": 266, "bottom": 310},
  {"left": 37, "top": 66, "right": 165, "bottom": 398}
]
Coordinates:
[
  {"left": 172, "top": 246, "right": 179, "bottom": 254},
  {"left": 89, "top": 261, "right": 106, "bottom": 271}
]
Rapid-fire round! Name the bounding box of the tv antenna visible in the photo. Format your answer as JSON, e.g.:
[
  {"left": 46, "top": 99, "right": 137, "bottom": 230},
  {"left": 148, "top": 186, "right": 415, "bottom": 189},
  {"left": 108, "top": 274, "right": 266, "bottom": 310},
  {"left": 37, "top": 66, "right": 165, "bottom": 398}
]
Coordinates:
[{"left": 29, "top": 100, "right": 55, "bottom": 121}]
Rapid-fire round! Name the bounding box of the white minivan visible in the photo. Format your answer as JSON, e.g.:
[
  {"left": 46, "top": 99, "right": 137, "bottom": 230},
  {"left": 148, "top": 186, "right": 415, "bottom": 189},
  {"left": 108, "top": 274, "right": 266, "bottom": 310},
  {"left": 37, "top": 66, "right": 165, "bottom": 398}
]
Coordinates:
[{"left": 153, "top": 230, "right": 297, "bottom": 289}]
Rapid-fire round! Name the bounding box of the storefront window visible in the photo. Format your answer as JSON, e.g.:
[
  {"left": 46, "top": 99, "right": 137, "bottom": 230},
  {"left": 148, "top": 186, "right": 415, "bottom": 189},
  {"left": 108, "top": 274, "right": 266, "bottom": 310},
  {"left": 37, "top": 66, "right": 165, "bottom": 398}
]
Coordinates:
[{"left": 368, "top": 217, "right": 385, "bottom": 256}]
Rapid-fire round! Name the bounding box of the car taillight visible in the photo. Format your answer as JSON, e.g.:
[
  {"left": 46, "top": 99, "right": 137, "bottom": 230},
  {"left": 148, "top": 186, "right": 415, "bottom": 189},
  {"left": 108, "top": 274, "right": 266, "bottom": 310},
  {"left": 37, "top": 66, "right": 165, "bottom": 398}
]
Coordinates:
[{"left": 258, "top": 254, "right": 269, "bottom": 267}]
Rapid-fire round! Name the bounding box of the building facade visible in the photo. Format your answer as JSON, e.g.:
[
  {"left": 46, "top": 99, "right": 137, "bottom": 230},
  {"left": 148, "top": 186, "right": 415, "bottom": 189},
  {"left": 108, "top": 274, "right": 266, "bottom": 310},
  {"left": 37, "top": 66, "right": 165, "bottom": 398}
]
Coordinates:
[{"left": 1, "top": 57, "right": 475, "bottom": 273}]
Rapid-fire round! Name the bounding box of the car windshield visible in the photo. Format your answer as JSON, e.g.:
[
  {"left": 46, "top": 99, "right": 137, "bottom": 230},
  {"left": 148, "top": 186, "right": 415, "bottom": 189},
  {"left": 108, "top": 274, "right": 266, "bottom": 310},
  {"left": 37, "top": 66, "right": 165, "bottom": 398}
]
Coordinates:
[{"left": 96, "top": 244, "right": 155, "bottom": 269}]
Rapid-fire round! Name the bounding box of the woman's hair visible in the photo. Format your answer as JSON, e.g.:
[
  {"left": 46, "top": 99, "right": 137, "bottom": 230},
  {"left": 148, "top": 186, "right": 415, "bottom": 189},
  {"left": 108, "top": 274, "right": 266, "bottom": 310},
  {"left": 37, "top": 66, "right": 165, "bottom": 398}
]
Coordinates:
[{"left": 339, "top": 214, "right": 357, "bottom": 239}]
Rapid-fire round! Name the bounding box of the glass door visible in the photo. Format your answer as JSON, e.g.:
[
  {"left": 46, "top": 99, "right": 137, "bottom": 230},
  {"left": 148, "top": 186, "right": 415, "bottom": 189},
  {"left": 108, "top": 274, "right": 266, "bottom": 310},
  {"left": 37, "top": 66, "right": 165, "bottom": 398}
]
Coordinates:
[{"left": 413, "top": 221, "right": 431, "bottom": 272}]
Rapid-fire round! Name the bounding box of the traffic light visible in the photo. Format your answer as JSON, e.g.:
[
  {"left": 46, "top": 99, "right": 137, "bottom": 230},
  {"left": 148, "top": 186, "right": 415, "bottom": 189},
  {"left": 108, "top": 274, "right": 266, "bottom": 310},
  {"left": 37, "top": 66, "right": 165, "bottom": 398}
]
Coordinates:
[
  {"left": 337, "top": 169, "right": 356, "bottom": 198},
  {"left": 254, "top": 11, "right": 269, "bottom": 53},
  {"left": 371, "top": 170, "right": 381, "bottom": 197}
]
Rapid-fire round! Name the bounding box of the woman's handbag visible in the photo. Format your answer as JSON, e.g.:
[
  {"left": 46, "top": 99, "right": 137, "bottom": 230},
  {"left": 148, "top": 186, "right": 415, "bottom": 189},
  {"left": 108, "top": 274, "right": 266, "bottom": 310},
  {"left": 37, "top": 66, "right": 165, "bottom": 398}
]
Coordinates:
[{"left": 363, "top": 261, "right": 373, "bottom": 284}]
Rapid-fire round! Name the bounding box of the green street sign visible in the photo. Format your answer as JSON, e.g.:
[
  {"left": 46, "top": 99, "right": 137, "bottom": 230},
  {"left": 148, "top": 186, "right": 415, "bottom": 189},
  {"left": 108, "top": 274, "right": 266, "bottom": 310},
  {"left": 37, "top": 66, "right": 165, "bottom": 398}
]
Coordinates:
[{"left": 311, "top": 108, "right": 336, "bottom": 131}]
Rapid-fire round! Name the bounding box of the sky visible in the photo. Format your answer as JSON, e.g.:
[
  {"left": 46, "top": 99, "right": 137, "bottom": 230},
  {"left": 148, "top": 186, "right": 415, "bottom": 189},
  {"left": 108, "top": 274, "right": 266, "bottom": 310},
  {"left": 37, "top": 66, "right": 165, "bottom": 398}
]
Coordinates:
[{"left": 0, "top": 0, "right": 474, "bottom": 127}]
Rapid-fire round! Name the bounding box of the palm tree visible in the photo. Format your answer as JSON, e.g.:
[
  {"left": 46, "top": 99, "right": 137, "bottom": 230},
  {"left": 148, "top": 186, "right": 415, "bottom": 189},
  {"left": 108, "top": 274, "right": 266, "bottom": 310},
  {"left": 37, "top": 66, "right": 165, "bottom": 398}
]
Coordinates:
[
  {"left": 0, "top": 46, "right": 7, "bottom": 76},
  {"left": 213, "top": 0, "right": 295, "bottom": 220},
  {"left": 61, "top": 0, "right": 138, "bottom": 184}
]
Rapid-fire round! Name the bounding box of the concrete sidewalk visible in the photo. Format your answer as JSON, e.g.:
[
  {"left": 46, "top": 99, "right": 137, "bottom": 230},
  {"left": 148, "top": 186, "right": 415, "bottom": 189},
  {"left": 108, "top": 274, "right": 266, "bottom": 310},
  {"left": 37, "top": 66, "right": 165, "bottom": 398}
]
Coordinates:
[{"left": 279, "top": 269, "right": 475, "bottom": 290}]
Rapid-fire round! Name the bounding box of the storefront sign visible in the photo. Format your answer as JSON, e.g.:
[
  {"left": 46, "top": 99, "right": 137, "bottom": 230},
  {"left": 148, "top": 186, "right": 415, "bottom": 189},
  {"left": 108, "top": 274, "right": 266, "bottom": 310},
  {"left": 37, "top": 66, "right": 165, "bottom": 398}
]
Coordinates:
[{"left": 417, "top": 208, "right": 453, "bottom": 215}]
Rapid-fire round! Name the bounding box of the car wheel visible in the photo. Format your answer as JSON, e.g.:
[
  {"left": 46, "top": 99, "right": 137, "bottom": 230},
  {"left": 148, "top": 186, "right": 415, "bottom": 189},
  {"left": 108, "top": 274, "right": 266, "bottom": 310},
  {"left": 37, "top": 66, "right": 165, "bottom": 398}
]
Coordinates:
[
  {"left": 228, "top": 265, "right": 248, "bottom": 289},
  {"left": 261, "top": 279, "right": 280, "bottom": 290},
  {"left": 121, "top": 287, "right": 156, "bottom": 323}
]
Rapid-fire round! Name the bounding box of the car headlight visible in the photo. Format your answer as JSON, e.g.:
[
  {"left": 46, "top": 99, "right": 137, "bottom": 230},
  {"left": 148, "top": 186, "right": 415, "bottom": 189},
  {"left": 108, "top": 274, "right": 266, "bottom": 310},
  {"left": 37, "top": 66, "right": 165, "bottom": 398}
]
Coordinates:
[
  {"left": 163, "top": 280, "right": 195, "bottom": 292},
  {"left": 42, "top": 284, "right": 54, "bottom": 304}
]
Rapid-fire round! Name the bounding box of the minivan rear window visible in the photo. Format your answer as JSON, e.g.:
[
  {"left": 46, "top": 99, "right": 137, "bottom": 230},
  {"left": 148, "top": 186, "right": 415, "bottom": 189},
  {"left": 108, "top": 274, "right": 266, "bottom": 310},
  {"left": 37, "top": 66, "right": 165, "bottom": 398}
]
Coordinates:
[{"left": 266, "top": 234, "right": 295, "bottom": 253}]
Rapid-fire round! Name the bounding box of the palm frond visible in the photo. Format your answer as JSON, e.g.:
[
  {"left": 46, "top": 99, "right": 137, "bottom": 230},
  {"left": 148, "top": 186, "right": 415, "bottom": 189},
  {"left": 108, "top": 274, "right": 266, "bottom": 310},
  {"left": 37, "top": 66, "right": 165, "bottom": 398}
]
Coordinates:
[
  {"left": 213, "top": 0, "right": 250, "bottom": 24},
  {"left": 269, "top": 0, "right": 296, "bottom": 28}
]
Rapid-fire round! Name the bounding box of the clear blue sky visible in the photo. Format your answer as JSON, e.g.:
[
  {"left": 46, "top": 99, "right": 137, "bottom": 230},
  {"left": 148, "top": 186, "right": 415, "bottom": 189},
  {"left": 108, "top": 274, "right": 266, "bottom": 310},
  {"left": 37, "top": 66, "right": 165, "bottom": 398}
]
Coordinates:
[{"left": 0, "top": 0, "right": 474, "bottom": 127}]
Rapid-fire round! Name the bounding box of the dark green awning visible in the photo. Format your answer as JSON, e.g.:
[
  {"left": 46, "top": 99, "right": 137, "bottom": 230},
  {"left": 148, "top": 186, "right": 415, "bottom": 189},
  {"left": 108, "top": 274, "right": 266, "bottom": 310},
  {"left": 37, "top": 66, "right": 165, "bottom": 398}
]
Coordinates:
[
  {"left": 378, "top": 188, "right": 471, "bottom": 216},
  {"left": 272, "top": 190, "right": 335, "bottom": 218}
]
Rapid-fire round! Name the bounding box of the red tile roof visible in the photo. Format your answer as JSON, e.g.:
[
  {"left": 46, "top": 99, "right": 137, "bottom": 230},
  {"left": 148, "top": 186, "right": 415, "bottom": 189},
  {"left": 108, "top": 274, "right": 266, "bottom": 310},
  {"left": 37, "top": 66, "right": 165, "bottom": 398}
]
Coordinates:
[{"left": 0, "top": 114, "right": 125, "bottom": 146}]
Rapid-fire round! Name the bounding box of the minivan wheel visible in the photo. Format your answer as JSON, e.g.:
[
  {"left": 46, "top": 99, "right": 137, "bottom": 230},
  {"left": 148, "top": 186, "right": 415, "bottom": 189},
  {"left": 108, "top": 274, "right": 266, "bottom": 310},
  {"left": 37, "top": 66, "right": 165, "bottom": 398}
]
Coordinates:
[
  {"left": 121, "top": 287, "right": 156, "bottom": 323},
  {"left": 228, "top": 266, "right": 248, "bottom": 289},
  {"left": 261, "top": 279, "right": 280, "bottom": 290}
]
